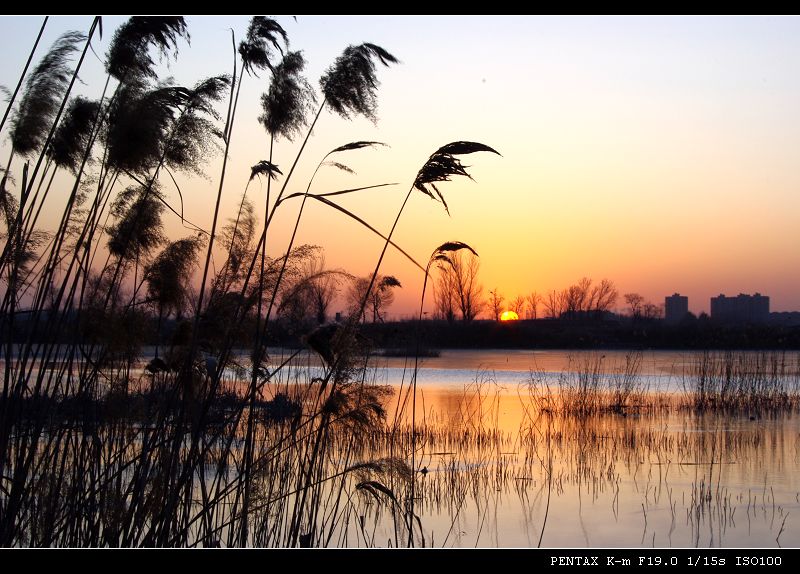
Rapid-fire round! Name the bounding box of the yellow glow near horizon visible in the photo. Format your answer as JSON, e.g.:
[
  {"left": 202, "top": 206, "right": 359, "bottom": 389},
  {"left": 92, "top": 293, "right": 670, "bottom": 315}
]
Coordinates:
[{"left": 500, "top": 311, "right": 519, "bottom": 322}]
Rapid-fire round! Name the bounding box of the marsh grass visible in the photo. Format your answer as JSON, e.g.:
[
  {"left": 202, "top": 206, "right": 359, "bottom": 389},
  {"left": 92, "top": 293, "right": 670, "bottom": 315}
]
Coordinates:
[
  {"left": 680, "top": 351, "right": 800, "bottom": 413},
  {"left": 520, "top": 352, "right": 655, "bottom": 418}
]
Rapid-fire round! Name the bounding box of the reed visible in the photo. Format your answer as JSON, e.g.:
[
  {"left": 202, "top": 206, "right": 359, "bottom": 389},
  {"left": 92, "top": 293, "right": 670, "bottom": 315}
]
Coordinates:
[
  {"left": 680, "top": 351, "right": 800, "bottom": 413},
  {"left": 0, "top": 16, "right": 500, "bottom": 547}
]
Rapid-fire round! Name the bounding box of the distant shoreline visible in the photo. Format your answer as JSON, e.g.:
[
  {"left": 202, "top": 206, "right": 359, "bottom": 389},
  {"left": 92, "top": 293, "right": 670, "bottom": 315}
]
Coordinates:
[
  {"left": 354, "top": 318, "right": 800, "bottom": 352},
  {"left": 8, "top": 314, "right": 800, "bottom": 351}
]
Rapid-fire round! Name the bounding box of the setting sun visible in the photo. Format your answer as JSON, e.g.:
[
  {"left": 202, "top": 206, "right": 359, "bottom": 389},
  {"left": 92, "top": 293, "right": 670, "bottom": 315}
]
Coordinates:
[{"left": 500, "top": 310, "right": 519, "bottom": 321}]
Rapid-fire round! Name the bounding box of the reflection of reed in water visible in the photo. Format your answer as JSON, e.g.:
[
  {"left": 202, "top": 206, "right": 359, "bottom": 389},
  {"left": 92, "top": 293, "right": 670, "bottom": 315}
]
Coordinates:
[{"left": 389, "top": 368, "right": 799, "bottom": 547}]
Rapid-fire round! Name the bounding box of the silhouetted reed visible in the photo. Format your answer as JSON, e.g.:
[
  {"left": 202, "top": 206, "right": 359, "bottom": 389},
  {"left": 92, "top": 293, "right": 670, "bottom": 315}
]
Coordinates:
[
  {"left": 0, "top": 16, "right": 501, "bottom": 548},
  {"left": 0, "top": 17, "right": 48, "bottom": 137}
]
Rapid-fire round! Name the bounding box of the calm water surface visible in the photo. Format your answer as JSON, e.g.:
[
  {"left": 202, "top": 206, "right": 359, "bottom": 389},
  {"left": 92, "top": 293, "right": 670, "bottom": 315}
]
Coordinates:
[
  {"left": 19, "top": 346, "right": 796, "bottom": 547},
  {"left": 326, "top": 349, "right": 800, "bottom": 548}
]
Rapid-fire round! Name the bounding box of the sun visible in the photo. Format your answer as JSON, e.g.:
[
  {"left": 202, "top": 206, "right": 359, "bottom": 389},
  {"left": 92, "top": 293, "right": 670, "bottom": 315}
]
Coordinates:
[{"left": 499, "top": 310, "right": 519, "bottom": 321}]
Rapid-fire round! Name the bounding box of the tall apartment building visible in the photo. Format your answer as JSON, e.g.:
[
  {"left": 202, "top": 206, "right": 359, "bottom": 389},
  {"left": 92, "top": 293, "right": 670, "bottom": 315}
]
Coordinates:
[
  {"left": 664, "top": 293, "right": 689, "bottom": 324},
  {"left": 710, "top": 293, "right": 769, "bottom": 323}
]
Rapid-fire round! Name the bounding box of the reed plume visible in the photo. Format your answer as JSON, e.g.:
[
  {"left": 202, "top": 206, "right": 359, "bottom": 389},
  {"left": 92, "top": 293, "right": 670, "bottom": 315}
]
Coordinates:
[
  {"left": 321, "top": 43, "right": 399, "bottom": 121},
  {"left": 106, "top": 17, "right": 189, "bottom": 83},
  {"left": 10, "top": 31, "right": 85, "bottom": 157}
]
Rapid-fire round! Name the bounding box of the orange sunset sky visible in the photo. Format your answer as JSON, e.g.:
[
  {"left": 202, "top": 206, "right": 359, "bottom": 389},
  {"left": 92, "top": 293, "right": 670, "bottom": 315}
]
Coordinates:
[{"left": 2, "top": 16, "right": 799, "bottom": 318}]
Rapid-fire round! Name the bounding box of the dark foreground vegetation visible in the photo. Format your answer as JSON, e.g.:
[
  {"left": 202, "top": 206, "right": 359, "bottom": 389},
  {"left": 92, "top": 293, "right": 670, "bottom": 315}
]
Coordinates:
[{"left": 0, "top": 16, "right": 503, "bottom": 546}]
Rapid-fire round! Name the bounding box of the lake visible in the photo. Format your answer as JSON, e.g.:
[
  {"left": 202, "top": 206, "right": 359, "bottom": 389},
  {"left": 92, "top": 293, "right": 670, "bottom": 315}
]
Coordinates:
[
  {"left": 256, "top": 348, "right": 800, "bottom": 547},
  {"left": 7, "top": 345, "right": 798, "bottom": 547}
]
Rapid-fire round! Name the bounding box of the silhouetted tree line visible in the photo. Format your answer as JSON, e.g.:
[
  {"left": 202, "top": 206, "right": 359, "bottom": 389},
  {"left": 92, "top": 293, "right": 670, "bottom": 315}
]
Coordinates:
[
  {"left": 355, "top": 316, "right": 800, "bottom": 351},
  {"left": 432, "top": 261, "right": 632, "bottom": 323}
]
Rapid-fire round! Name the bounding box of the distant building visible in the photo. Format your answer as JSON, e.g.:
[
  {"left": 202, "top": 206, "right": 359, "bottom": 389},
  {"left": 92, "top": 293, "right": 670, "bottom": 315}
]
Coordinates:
[
  {"left": 710, "top": 293, "right": 770, "bottom": 323},
  {"left": 664, "top": 293, "right": 689, "bottom": 324}
]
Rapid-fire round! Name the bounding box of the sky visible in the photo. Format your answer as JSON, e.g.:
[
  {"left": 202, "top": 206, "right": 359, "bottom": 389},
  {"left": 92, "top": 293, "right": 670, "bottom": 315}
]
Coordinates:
[{"left": 1, "top": 15, "right": 799, "bottom": 318}]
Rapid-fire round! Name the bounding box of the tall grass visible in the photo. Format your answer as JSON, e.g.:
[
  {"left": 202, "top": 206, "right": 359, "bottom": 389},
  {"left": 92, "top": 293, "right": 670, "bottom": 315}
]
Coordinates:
[
  {"left": 520, "top": 352, "right": 652, "bottom": 417},
  {"left": 0, "top": 16, "right": 498, "bottom": 547},
  {"left": 680, "top": 351, "right": 800, "bottom": 412}
]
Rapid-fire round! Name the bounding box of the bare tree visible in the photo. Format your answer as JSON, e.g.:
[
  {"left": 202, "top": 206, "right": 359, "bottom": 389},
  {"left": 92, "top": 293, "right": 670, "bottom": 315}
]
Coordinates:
[
  {"left": 277, "top": 251, "right": 350, "bottom": 325},
  {"left": 642, "top": 302, "right": 663, "bottom": 320},
  {"left": 576, "top": 277, "right": 592, "bottom": 311},
  {"left": 510, "top": 295, "right": 525, "bottom": 318},
  {"left": 590, "top": 278, "right": 618, "bottom": 314},
  {"left": 558, "top": 277, "right": 619, "bottom": 319},
  {"left": 433, "top": 260, "right": 458, "bottom": 322},
  {"left": 489, "top": 288, "right": 504, "bottom": 321},
  {"left": 302, "top": 252, "right": 350, "bottom": 324},
  {"left": 267, "top": 249, "right": 314, "bottom": 322},
  {"left": 278, "top": 278, "right": 314, "bottom": 325},
  {"left": 434, "top": 249, "right": 484, "bottom": 322},
  {"left": 526, "top": 291, "right": 541, "bottom": 319},
  {"left": 308, "top": 271, "right": 343, "bottom": 325},
  {"left": 348, "top": 274, "right": 401, "bottom": 323},
  {"left": 246, "top": 244, "right": 324, "bottom": 321},
  {"left": 563, "top": 284, "right": 582, "bottom": 316},
  {"left": 543, "top": 289, "right": 563, "bottom": 319},
  {"left": 624, "top": 292, "right": 645, "bottom": 319}
]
